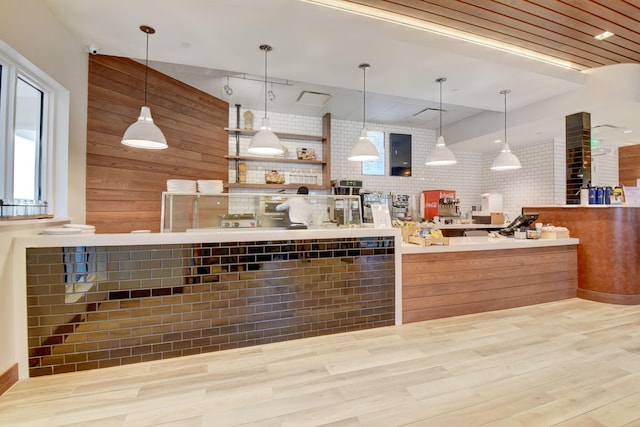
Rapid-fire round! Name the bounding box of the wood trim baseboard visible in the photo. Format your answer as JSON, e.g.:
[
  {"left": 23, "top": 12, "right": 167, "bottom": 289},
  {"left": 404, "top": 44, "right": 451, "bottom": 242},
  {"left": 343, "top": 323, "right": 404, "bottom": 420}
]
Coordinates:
[
  {"left": 577, "top": 289, "right": 640, "bottom": 305},
  {"left": 0, "top": 363, "right": 18, "bottom": 396}
]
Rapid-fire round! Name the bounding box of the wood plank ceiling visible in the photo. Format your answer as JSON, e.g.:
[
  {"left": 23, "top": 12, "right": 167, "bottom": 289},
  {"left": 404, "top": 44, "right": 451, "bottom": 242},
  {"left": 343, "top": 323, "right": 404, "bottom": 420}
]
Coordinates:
[{"left": 345, "top": 0, "right": 640, "bottom": 70}]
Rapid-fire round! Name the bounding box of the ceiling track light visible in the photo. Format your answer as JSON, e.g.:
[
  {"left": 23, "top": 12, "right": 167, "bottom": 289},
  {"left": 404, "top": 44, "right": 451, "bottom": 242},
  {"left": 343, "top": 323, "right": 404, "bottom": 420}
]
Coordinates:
[
  {"left": 491, "top": 89, "right": 521, "bottom": 171},
  {"left": 267, "top": 83, "right": 276, "bottom": 101},
  {"left": 223, "top": 76, "right": 233, "bottom": 96},
  {"left": 247, "top": 44, "right": 284, "bottom": 155},
  {"left": 425, "top": 77, "right": 456, "bottom": 166},
  {"left": 348, "top": 63, "right": 379, "bottom": 162},
  {"left": 121, "top": 25, "right": 168, "bottom": 149}
]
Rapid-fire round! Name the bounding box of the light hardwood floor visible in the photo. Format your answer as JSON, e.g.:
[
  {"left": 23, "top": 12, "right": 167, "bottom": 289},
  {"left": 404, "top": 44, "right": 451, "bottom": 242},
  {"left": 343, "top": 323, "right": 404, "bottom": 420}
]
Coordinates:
[{"left": 2, "top": 298, "right": 640, "bottom": 426}]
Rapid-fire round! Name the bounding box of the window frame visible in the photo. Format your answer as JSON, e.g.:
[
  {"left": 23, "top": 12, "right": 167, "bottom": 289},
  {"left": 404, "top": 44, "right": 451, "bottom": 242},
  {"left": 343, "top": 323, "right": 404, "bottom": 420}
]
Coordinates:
[{"left": 0, "top": 39, "right": 69, "bottom": 218}]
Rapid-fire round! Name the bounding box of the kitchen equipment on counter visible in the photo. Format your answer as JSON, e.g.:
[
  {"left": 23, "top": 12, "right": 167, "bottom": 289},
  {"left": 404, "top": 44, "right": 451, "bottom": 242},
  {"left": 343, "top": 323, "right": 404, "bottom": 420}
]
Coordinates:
[
  {"left": 481, "top": 192, "right": 503, "bottom": 213},
  {"left": 420, "top": 190, "right": 456, "bottom": 221},
  {"left": 391, "top": 194, "right": 411, "bottom": 220},
  {"left": 498, "top": 212, "right": 538, "bottom": 236},
  {"left": 331, "top": 180, "right": 362, "bottom": 225},
  {"left": 360, "top": 192, "right": 390, "bottom": 223},
  {"left": 258, "top": 196, "right": 289, "bottom": 228},
  {"left": 331, "top": 179, "right": 362, "bottom": 195},
  {"left": 220, "top": 213, "right": 257, "bottom": 228}
]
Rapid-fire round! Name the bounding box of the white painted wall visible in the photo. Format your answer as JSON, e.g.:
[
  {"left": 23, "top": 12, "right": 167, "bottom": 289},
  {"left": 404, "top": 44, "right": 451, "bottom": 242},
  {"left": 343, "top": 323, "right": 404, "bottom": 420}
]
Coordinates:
[{"left": 0, "top": 0, "right": 87, "bottom": 379}]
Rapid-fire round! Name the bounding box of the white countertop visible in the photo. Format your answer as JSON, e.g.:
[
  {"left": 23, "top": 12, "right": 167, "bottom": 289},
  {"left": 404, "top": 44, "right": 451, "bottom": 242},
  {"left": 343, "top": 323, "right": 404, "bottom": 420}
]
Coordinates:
[
  {"left": 12, "top": 227, "right": 577, "bottom": 255},
  {"left": 401, "top": 236, "right": 579, "bottom": 254},
  {"left": 436, "top": 223, "right": 505, "bottom": 229},
  {"left": 525, "top": 204, "right": 637, "bottom": 209},
  {"left": 13, "top": 227, "right": 402, "bottom": 248}
]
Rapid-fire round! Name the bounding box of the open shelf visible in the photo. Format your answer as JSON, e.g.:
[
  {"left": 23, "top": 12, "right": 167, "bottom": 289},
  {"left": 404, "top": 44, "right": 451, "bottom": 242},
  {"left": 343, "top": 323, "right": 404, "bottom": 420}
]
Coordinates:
[
  {"left": 226, "top": 183, "right": 326, "bottom": 190},
  {"left": 225, "top": 128, "right": 324, "bottom": 142},
  {"left": 226, "top": 113, "right": 332, "bottom": 190},
  {"left": 225, "top": 155, "right": 325, "bottom": 165}
]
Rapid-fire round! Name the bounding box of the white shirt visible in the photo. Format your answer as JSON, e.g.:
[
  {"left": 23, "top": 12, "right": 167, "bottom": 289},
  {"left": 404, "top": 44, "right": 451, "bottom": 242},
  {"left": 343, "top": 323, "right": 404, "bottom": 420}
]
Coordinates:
[{"left": 275, "top": 197, "right": 313, "bottom": 226}]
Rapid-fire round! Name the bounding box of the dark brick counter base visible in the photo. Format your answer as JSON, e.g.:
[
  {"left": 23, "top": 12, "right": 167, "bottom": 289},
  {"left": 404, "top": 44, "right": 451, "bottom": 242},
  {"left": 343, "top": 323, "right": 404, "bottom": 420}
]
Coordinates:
[{"left": 26, "top": 236, "right": 395, "bottom": 376}]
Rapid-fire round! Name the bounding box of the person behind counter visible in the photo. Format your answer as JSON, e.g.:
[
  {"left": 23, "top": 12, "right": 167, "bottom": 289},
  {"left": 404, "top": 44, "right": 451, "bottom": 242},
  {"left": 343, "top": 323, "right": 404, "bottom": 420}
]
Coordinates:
[{"left": 276, "top": 186, "right": 313, "bottom": 228}]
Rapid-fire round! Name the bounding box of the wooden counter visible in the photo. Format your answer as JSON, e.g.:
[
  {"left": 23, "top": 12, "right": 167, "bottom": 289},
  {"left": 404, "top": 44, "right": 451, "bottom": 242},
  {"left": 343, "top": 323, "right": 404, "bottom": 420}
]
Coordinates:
[
  {"left": 401, "top": 236, "right": 579, "bottom": 323},
  {"left": 526, "top": 206, "right": 640, "bottom": 305}
]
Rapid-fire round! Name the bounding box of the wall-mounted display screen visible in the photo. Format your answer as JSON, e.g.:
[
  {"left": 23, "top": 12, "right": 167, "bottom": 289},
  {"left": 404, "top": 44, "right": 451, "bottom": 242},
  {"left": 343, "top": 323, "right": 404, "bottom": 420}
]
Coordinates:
[{"left": 390, "top": 133, "right": 411, "bottom": 177}]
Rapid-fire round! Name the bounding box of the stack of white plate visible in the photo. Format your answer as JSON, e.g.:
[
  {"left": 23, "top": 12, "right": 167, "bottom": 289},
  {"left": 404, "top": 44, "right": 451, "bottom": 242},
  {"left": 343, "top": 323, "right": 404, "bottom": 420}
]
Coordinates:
[
  {"left": 197, "top": 180, "right": 224, "bottom": 194},
  {"left": 167, "top": 179, "right": 196, "bottom": 192},
  {"left": 65, "top": 224, "right": 96, "bottom": 234}
]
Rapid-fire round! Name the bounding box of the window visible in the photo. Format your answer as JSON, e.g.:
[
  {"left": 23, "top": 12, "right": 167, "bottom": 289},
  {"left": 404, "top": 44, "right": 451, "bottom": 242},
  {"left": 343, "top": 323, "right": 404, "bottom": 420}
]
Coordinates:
[
  {"left": 0, "top": 39, "right": 69, "bottom": 219},
  {"left": 14, "top": 77, "right": 44, "bottom": 201}
]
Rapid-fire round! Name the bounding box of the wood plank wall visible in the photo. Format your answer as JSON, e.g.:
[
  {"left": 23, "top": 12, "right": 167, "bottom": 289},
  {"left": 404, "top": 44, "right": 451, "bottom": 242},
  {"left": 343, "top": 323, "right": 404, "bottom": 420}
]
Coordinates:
[
  {"left": 87, "top": 55, "right": 229, "bottom": 233},
  {"left": 619, "top": 145, "right": 640, "bottom": 187},
  {"left": 402, "top": 246, "right": 578, "bottom": 323}
]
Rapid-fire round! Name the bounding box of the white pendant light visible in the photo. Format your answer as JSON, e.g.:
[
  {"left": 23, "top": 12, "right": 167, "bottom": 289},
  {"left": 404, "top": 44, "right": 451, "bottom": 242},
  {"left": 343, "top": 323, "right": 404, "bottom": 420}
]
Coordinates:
[
  {"left": 491, "top": 89, "right": 522, "bottom": 171},
  {"left": 348, "top": 63, "right": 379, "bottom": 162},
  {"left": 248, "top": 44, "right": 284, "bottom": 156},
  {"left": 425, "top": 77, "right": 456, "bottom": 166},
  {"left": 122, "top": 25, "right": 168, "bottom": 150}
]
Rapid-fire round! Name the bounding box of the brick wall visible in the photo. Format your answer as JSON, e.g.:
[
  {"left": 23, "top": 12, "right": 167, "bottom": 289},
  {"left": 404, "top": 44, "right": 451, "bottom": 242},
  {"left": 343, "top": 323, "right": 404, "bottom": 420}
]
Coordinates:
[{"left": 26, "top": 237, "right": 395, "bottom": 376}]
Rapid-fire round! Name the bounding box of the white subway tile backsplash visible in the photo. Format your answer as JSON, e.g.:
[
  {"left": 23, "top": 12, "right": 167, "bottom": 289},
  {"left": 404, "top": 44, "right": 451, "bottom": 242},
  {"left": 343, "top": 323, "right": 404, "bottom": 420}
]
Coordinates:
[{"left": 226, "top": 107, "right": 619, "bottom": 218}]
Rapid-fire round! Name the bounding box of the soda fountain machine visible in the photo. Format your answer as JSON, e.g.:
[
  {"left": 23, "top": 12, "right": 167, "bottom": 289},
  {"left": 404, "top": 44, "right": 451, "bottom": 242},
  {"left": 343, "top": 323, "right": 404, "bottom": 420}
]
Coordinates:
[{"left": 420, "top": 190, "right": 459, "bottom": 222}]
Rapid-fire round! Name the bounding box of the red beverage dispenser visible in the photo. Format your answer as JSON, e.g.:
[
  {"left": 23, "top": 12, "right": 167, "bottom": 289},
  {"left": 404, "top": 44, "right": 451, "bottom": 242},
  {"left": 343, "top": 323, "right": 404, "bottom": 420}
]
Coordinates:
[{"left": 421, "top": 190, "right": 456, "bottom": 220}]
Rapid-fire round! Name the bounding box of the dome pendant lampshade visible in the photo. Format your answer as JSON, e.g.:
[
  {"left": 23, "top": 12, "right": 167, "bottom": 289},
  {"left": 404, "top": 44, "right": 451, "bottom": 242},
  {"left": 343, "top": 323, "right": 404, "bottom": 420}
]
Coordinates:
[
  {"left": 248, "top": 44, "right": 284, "bottom": 155},
  {"left": 348, "top": 63, "right": 379, "bottom": 162},
  {"left": 491, "top": 89, "right": 521, "bottom": 171},
  {"left": 122, "top": 25, "right": 168, "bottom": 150},
  {"left": 426, "top": 77, "right": 456, "bottom": 165}
]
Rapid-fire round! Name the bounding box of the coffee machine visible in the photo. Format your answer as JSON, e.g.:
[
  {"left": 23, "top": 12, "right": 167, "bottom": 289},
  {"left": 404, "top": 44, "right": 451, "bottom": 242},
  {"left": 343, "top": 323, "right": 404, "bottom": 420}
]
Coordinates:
[
  {"left": 360, "top": 192, "right": 390, "bottom": 223},
  {"left": 330, "top": 179, "right": 362, "bottom": 226},
  {"left": 391, "top": 194, "right": 410, "bottom": 220}
]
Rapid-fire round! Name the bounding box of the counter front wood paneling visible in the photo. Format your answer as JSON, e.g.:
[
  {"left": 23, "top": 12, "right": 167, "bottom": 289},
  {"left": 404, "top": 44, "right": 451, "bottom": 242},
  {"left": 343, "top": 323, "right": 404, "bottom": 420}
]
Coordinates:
[
  {"left": 527, "top": 206, "right": 640, "bottom": 304},
  {"left": 619, "top": 144, "right": 640, "bottom": 187},
  {"left": 402, "top": 245, "right": 577, "bottom": 323}
]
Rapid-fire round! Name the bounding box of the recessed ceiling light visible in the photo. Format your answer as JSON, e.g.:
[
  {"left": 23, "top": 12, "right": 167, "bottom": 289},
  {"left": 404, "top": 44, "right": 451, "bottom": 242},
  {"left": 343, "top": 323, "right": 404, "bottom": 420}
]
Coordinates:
[
  {"left": 623, "top": 130, "right": 633, "bottom": 134},
  {"left": 494, "top": 139, "right": 502, "bottom": 144},
  {"left": 594, "top": 31, "right": 614, "bottom": 40},
  {"left": 306, "top": 0, "right": 580, "bottom": 70}
]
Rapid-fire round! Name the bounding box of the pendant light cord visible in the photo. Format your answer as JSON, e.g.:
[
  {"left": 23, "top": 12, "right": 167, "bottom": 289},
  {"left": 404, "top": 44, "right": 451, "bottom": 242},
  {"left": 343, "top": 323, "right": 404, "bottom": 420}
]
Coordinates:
[
  {"left": 263, "top": 47, "right": 268, "bottom": 119},
  {"left": 139, "top": 26, "right": 156, "bottom": 106},
  {"left": 144, "top": 30, "right": 149, "bottom": 106},
  {"left": 501, "top": 89, "right": 510, "bottom": 144},
  {"left": 435, "top": 77, "right": 446, "bottom": 139},
  {"left": 439, "top": 80, "right": 442, "bottom": 137},
  {"left": 259, "top": 45, "right": 273, "bottom": 119},
  {"left": 504, "top": 91, "right": 507, "bottom": 143},
  {"left": 358, "top": 63, "right": 370, "bottom": 130},
  {"left": 362, "top": 66, "right": 366, "bottom": 129}
]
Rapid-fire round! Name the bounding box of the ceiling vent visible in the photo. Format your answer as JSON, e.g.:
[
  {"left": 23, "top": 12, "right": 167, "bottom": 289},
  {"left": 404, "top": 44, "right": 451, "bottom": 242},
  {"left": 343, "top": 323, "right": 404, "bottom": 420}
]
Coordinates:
[
  {"left": 412, "top": 106, "right": 446, "bottom": 118},
  {"left": 296, "top": 90, "right": 332, "bottom": 107}
]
